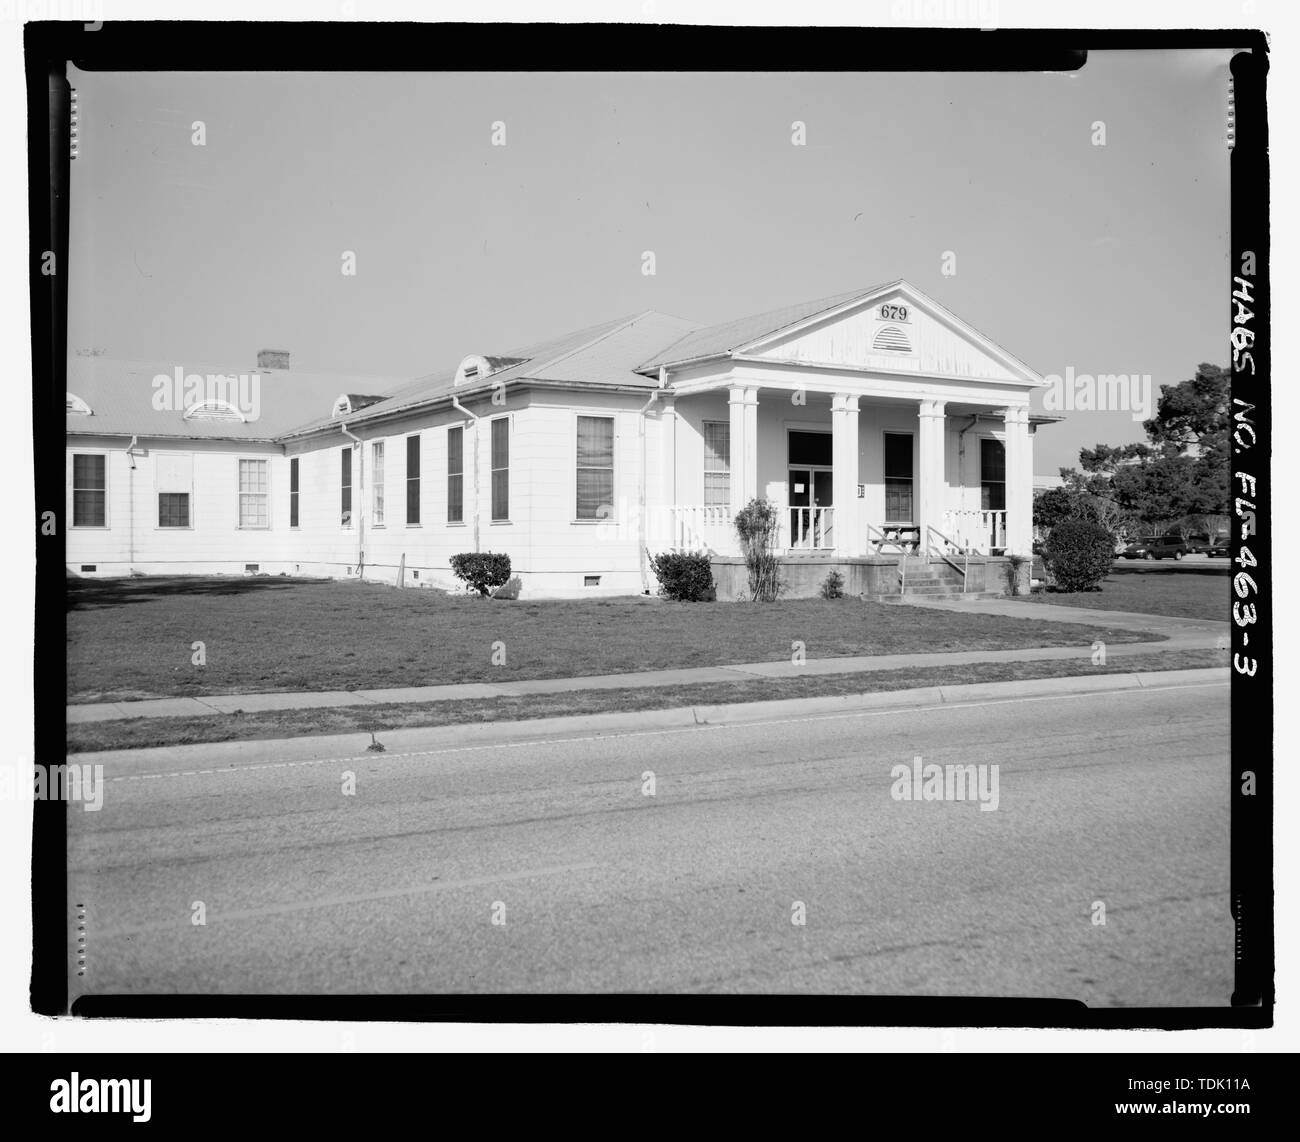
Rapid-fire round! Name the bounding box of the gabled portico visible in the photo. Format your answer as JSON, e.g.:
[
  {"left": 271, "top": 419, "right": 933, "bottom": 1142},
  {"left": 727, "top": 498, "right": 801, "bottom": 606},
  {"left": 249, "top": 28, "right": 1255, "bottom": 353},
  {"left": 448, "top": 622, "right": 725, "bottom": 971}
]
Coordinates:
[{"left": 641, "top": 280, "right": 1047, "bottom": 567}]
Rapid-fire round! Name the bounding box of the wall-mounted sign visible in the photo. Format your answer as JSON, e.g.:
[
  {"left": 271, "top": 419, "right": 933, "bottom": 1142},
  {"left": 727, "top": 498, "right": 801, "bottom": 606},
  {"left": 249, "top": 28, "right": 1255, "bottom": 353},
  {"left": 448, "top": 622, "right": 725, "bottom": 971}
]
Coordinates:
[{"left": 879, "top": 303, "right": 910, "bottom": 322}]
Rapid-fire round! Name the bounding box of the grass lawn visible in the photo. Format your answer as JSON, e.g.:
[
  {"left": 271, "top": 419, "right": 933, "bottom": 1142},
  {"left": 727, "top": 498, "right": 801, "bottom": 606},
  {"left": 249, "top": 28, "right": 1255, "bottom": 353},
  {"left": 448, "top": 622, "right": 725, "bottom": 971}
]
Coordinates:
[
  {"left": 66, "top": 648, "right": 1224, "bottom": 753},
  {"left": 1026, "top": 565, "right": 1229, "bottom": 621},
  {"left": 67, "top": 575, "right": 1165, "bottom": 704}
]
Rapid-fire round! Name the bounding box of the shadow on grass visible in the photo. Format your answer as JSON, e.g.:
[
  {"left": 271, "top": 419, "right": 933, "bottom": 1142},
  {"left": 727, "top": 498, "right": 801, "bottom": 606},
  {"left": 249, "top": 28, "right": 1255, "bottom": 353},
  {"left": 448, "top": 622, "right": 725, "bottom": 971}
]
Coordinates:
[
  {"left": 67, "top": 574, "right": 341, "bottom": 612},
  {"left": 1107, "top": 562, "right": 1231, "bottom": 577}
]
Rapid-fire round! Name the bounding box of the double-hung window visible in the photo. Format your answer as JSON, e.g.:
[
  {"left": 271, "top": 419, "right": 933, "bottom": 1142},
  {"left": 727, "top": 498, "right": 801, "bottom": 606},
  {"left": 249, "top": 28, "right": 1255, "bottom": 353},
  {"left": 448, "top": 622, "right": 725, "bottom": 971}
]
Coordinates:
[
  {"left": 238, "top": 458, "right": 269, "bottom": 528},
  {"left": 72, "top": 454, "right": 106, "bottom": 527},
  {"left": 405, "top": 435, "right": 420, "bottom": 525},
  {"left": 490, "top": 417, "right": 509, "bottom": 521},
  {"left": 980, "top": 439, "right": 1006, "bottom": 512},
  {"left": 576, "top": 416, "right": 615, "bottom": 520},
  {"left": 447, "top": 426, "right": 464, "bottom": 523},
  {"left": 341, "top": 447, "right": 352, "bottom": 527},
  {"left": 883, "top": 433, "right": 914, "bottom": 522},
  {"left": 703, "top": 421, "right": 730, "bottom": 507},
  {"left": 371, "top": 441, "right": 385, "bottom": 526}
]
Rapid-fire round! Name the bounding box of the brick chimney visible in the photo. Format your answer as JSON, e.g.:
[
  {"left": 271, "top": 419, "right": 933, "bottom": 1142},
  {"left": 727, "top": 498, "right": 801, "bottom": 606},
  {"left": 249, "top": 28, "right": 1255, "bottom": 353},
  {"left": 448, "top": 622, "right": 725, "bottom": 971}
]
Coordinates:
[{"left": 257, "top": 349, "right": 290, "bottom": 370}]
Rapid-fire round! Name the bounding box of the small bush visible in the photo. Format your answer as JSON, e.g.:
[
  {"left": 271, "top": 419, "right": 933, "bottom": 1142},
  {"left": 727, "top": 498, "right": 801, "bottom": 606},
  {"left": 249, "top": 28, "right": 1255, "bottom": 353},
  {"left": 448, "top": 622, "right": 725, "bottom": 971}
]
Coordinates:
[
  {"left": 650, "top": 551, "right": 714, "bottom": 602},
  {"left": 734, "top": 498, "right": 782, "bottom": 603},
  {"left": 1003, "top": 553, "right": 1028, "bottom": 596},
  {"left": 449, "top": 552, "right": 512, "bottom": 597},
  {"left": 820, "top": 569, "right": 845, "bottom": 599},
  {"left": 1042, "top": 519, "right": 1114, "bottom": 593}
]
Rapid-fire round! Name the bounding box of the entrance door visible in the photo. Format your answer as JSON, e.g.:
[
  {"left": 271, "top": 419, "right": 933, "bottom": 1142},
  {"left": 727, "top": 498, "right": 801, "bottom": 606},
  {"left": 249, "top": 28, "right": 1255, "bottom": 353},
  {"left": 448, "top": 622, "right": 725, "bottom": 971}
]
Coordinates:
[{"left": 788, "top": 468, "right": 833, "bottom": 547}]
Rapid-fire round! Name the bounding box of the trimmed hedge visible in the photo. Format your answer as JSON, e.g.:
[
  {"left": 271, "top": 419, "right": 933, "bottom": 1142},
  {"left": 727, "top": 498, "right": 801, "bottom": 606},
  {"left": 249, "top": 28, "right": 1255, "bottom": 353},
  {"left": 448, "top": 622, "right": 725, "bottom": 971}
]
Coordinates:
[
  {"left": 1042, "top": 519, "right": 1114, "bottom": 593},
  {"left": 650, "top": 551, "right": 714, "bottom": 602},
  {"left": 449, "top": 552, "right": 512, "bottom": 597}
]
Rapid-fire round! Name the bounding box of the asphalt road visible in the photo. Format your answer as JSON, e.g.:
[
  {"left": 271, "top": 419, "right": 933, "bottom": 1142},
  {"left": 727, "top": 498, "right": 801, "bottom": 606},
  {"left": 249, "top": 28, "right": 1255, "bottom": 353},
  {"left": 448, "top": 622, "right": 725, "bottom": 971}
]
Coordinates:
[{"left": 68, "top": 679, "right": 1231, "bottom": 1002}]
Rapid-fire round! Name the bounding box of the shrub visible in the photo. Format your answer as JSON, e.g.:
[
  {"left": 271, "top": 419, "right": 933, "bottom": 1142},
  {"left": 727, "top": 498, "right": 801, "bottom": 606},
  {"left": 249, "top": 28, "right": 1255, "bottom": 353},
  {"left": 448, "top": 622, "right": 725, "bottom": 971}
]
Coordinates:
[
  {"left": 1003, "top": 553, "right": 1028, "bottom": 596},
  {"left": 734, "top": 498, "right": 782, "bottom": 602},
  {"left": 1042, "top": 519, "right": 1114, "bottom": 593},
  {"left": 820, "top": 569, "right": 845, "bottom": 599},
  {"left": 449, "top": 552, "right": 512, "bottom": 597},
  {"left": 650, "top": 551, "right": 714, "bottom": 602}
]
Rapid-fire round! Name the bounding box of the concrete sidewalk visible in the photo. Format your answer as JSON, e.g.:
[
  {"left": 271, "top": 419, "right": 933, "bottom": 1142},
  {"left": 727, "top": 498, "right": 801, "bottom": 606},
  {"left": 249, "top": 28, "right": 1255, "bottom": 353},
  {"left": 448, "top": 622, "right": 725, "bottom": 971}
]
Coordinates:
[
  {"left": 898, "top": 593, "right": 1226, "bottom": 638},
  {"left": 67, "top": 598, "right": 1225, "bottom": 725}
]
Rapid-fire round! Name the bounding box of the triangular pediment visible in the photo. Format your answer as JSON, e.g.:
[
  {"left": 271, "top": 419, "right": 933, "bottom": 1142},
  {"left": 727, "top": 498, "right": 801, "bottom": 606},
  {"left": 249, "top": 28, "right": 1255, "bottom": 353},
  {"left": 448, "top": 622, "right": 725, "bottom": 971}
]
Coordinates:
[{"left": 738, "top": 283, "right": 1040, "bottom": 385}]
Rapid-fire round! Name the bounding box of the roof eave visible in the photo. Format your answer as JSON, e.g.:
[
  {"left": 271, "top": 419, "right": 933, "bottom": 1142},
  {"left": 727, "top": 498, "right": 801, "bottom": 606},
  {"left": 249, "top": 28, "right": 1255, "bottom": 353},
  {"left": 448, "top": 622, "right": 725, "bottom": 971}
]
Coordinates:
[{"left": 278, "top": 374, "right": 660, "bottom": 441}]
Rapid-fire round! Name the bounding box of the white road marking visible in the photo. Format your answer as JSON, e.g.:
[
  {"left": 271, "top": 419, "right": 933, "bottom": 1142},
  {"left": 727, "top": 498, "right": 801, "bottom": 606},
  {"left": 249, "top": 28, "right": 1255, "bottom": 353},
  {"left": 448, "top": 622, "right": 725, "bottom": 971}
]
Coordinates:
[{"left": 103, "top": 678, "right": 1228, "bottom": 785}]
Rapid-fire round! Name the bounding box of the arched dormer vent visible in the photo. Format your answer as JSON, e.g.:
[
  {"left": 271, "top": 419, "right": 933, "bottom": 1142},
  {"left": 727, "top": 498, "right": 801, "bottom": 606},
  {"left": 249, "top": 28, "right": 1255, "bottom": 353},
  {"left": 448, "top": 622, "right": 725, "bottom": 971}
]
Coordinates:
[
  {"left": 184, "top": 398, "right": 245, "bottom": 422},
  {"left": 454, "top": 354, "right": 528, "bottom": 387}
]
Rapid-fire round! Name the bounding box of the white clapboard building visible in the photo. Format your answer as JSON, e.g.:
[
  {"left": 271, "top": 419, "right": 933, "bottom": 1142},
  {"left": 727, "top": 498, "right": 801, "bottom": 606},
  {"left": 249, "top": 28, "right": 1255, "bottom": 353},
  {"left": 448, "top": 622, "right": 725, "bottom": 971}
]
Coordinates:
[{"left": 65, "top": 280, "right": 1051, "bottom": 597}]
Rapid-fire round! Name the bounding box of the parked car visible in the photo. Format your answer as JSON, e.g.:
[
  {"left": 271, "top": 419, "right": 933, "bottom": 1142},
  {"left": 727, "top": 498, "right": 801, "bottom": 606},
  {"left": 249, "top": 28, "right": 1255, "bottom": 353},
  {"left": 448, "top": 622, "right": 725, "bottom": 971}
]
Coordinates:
[
  {"left": 1121, "top": 535, "right": 1191, "bottom": 560},
  {"left": 1204, "top": 537, "right": 1231, "bottom": 557}
]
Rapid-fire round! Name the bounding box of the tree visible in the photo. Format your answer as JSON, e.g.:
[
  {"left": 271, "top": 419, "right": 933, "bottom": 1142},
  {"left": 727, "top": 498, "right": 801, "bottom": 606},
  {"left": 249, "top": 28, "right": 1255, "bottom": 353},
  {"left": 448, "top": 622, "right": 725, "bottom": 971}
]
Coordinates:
[
  {"left": 1033, "top": 486, "right": 1087, "bottom": 531},
  {"left": 1062, "top": 363, "right": 1231, "bottom": 532},
  {"left": 1034, "top": 482, "right": 1132, "bottom": 539}
]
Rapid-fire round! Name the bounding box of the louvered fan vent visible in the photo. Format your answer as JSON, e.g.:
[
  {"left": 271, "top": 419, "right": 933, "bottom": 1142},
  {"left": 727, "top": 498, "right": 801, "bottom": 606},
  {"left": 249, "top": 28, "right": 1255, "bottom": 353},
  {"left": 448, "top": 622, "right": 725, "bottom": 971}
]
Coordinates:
[{"left": 873, "top": 325, "right": 912, "bottom": 353}]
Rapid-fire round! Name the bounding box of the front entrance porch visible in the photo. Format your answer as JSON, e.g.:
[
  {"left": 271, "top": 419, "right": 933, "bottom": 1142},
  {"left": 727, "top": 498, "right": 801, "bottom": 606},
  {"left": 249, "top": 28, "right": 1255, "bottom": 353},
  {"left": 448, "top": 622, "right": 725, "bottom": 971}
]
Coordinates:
[{"left": 652, "top": 383, "right": 1032, "bottom": 562}]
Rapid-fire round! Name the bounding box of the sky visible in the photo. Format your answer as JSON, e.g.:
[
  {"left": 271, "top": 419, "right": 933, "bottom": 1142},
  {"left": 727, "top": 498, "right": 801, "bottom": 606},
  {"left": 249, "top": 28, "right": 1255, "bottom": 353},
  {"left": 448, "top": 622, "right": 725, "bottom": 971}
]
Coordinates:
[{"left": 67, "top": 51, "right": 1236, "bottom": 475}]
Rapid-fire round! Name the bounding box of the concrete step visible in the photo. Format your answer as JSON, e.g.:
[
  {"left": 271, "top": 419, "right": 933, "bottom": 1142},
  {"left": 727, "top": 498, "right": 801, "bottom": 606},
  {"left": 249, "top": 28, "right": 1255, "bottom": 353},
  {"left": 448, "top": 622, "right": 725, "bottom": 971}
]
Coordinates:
[
  {"left": 899, "top": 585, "right": 969, "bottom": 595},
  {"left": 866, "top": 589, "right": 1006, "bottom": 603}
]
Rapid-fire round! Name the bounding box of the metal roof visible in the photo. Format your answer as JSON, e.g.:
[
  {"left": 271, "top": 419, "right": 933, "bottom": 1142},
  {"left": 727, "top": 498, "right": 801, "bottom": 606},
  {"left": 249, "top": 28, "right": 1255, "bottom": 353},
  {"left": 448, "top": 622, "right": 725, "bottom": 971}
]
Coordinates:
[
  {"left": 278, "top": 311, "right": 701, "bottom": 438},
  {"left": 64, "top": 282, "right": 1045, "bottom": 445},
  {"left": 635, "top": 282, "right": 896, "bottom": 371},
  {"left": 65, "top": 356, "right": 404, "bottom": 441}
]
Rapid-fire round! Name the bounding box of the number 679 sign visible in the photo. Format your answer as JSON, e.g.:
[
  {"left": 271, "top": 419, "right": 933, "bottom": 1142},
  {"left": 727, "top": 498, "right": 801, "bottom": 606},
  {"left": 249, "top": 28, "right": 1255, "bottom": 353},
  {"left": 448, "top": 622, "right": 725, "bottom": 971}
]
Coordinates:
[{"left": 879, "top": 303, "right": 909, "bottom": 321}]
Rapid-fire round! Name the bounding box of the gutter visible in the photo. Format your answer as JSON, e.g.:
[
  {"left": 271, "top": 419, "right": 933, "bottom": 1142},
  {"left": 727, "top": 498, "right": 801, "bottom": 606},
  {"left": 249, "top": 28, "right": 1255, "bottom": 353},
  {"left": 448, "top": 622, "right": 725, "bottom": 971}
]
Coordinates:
[
  {"left": 278, "top": 377, "right": 669, "bottom": 444},
  {"left": 340, "top": 422, "right": 364, "bottom": 573},
  {"left": 450, "top": 395, "right": 481, "bottom": 551},
  {"left": 633, "top": 349, "right": 730, "bottom": 377},
  {"left": 956, "top": 415, "right": 981, "bottom": 513}
]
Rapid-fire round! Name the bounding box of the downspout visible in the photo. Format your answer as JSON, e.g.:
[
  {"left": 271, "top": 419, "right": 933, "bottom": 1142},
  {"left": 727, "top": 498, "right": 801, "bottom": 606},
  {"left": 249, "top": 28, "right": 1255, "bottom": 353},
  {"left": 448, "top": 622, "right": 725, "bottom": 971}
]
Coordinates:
[
  {"left": 125, "top": 435, "right": 138, "bottom": 573},
  {"left": 636, "top": 367, "right": 666, "bottom": 593},
  {"left": 956, "top": 415, "right": 981, "bottom": 514},
  {"left": 450, "top": 395, "right": 481, "bottom": 551},
  {"left": 340, "top": 423, "right": 364, "bottom": 574}
]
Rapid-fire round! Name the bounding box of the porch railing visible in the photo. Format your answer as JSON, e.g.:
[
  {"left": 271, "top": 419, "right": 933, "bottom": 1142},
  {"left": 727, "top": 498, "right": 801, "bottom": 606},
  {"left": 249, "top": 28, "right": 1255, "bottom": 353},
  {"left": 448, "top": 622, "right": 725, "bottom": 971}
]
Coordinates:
[
  {"left": 942, "top": 509, "right": 1007, "bottom": 555},
  {"left": 662, "top": 505, "right": 735, "bottom": 555},
  {"left": 788, "top": 506, "right": 834, "bottom": 550}
]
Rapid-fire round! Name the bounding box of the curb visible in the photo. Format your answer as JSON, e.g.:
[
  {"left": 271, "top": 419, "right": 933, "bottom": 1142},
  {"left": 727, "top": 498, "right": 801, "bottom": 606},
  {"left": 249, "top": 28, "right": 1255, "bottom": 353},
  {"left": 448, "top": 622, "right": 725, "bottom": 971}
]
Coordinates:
[
  {"left": 73, "top": 667, "right": 1228, "bottom": 768},
  {"left": 66, "top": 637, "right": 1223, "bottom": 724},
  {"left": 690, "top": 667, "right": 1225, "bottom": 725}
]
